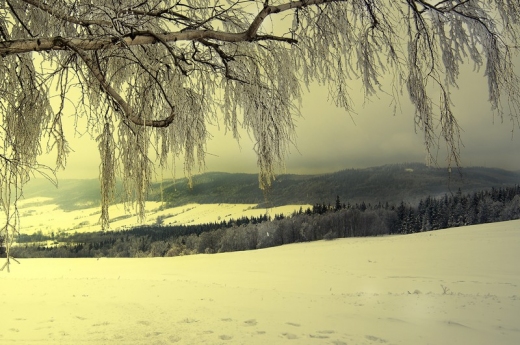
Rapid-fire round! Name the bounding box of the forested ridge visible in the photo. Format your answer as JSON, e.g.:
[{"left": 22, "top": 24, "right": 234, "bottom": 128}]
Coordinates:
[
  {"left": 22, "top": 163, "right": 520, "bottom": 210},
  {"left": 10, "top": 185, "right": 520, "bottom": 258}
]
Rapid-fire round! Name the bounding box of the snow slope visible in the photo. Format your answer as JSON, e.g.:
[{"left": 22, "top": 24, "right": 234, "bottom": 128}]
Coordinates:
[
  {"left": 2, "top": 220, "right": 519, "bottom": 344},
  {"left": 12, "top": 198, "right": 310, "bottom": 235}
]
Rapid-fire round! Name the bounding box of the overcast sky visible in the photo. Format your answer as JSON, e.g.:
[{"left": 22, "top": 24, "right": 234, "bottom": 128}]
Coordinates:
[{"left": 40, "top": 53, "right": 520, "bottom": 180}]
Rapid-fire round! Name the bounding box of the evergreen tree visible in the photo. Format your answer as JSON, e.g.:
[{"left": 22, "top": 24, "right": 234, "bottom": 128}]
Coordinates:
[{"left": 335, "top": 195, "right": 342, "bottom": 212}]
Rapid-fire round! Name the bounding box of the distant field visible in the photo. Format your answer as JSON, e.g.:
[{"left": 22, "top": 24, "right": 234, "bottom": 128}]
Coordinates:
[{"left": 9, "top": 197, "right": 310, "bottom": 235}]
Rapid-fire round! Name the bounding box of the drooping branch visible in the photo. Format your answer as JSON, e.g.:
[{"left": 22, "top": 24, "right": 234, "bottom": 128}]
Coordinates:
[
  {"left": 62, "top": 38, "right": 175, "bottom": 128},
  {"left": 19, "top": 0, "right": 112, "bottom": 28}
]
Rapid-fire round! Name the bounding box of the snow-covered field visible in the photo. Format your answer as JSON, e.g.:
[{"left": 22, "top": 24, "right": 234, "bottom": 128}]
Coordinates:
[
  {"left": 2, "top": 219, "right": 519, "bottom": 344},
  {"left": 13, "top": 197, "right": 310, "bottom": 235}
]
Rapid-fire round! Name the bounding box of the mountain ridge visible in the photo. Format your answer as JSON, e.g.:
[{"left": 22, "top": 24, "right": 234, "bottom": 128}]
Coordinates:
[{"left": 22, "top": 163, "right": 520, "bottom": 210}]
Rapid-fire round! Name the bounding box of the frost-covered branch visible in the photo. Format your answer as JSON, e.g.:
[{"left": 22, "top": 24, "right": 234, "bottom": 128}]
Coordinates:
[
  {"left": 1, "top": 0, "right": 340, "bottom": 56},
  {"left": 63, "top": 38, "right": 175, "bottom": 128}
]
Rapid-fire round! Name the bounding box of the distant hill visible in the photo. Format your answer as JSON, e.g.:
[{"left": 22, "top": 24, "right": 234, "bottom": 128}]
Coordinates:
[
  {"left": 22, "top": 163, "right": 520, "bottom": 210},
  {"left": 21, "top": 178, "right": 104, "bottom": 210}
]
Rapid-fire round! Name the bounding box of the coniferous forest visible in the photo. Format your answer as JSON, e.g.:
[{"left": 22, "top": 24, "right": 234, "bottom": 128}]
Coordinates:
[{"left": 8, "top": 185, "right": 520, "bottom": 259}]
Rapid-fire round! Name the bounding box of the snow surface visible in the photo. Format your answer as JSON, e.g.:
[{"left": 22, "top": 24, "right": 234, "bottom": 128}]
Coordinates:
[
  {"left": 9, "top": 198, "right": 310, "bottom": 234},
  {"left": 2, "top": 219, "right": 519, "bottom": 344}
]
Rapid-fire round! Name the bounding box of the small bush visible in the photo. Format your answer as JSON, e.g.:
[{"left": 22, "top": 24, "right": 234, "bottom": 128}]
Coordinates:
[{"left": 323, "top": 231, "right": 337, "bottom": 241}]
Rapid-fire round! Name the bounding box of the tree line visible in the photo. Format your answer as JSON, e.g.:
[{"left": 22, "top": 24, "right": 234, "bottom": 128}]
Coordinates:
[{"left": 9, "top": 185, "right": 520, "bottom": 258}]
